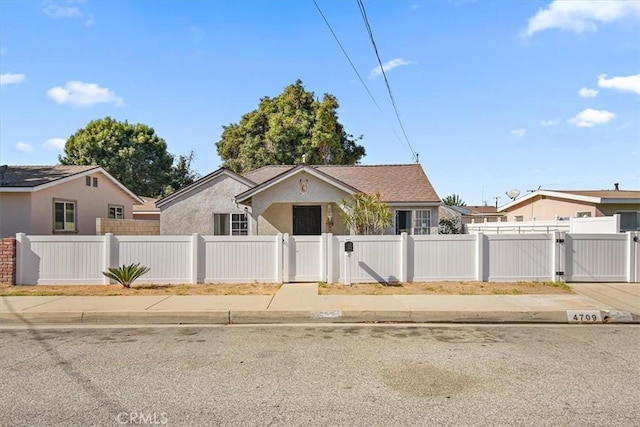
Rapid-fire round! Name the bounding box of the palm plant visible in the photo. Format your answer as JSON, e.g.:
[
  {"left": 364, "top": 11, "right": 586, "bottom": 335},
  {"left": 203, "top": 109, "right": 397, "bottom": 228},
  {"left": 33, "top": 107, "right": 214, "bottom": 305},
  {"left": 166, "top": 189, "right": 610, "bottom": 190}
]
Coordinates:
[
  {"left": 341, "top": 192, "right": 392, "bottom": 235},
  {"left": 102, "top": 263, "right": 150, "bottom": 288}
]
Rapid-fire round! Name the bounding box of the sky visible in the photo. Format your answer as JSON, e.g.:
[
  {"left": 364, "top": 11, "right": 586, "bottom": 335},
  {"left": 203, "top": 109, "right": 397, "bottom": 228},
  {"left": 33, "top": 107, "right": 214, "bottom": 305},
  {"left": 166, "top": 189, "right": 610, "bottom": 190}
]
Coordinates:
[{"left": 1, "top": 0, "right": 639, "bottom": 205}]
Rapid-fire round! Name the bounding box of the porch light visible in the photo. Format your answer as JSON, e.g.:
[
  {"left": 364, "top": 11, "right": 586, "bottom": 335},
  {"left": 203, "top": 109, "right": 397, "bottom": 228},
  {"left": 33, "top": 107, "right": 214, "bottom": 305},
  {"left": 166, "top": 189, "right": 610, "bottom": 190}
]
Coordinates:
[
  {"left": 326, "top": 204, "right": 334, "bottom": 230},
  {"left": 243, "top": 206, "right": 249, "bottom": 219}
]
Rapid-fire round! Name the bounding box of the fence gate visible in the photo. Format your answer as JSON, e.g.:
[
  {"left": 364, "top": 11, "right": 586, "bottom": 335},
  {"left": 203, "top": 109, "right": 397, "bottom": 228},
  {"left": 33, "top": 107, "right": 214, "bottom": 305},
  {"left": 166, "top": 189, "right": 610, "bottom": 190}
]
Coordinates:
[
  {"left": 285, "top": 235, "right": 323, "bottom": 282},
  {"left": 563, "top": 233, "right": 629, "bottom": 282}
]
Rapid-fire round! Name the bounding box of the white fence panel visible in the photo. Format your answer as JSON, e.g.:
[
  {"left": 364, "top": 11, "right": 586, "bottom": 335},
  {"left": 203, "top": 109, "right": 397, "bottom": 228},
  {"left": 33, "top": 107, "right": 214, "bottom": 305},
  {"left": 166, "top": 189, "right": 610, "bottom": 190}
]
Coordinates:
[
  {"left": 116, "top": 235, "right": 191, "bottom": 283},
  {"left": 565, "top": 234, "right": 628, "bottom": 282},
  {"left": 570, "top": 215, "right": 620, "bottom": 233},
  {"left": 287, "top": 236, "right": 322, "bottom": 282},
  {"left": 204, "top": 236, "right": 278, "bottom": 283},
  {"left": 17, "top": 235, "right": 105, "bottom": 284},
  {"left": 486, "top": 234, "right": 553, "bottom": 282},
  {"left": 335, "top": 235, "right": 401, "bottom": 283},
  {"left": 411, "top": 235, "right": 476, "bottom": 281}
]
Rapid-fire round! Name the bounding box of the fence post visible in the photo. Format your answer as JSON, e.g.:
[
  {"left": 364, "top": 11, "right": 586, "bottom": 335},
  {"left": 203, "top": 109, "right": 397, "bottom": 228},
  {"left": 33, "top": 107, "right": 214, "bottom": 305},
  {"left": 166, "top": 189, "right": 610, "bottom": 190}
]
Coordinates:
[
  {"left": 103, "top": 233, "right": 113, "bottom": 284},
  {"left": 275, "top": 233, "right": 283, "bottom": 283},
  {"left": 15, "top": 233, "right": 26, "bottom": 285},
  {"left": 399, "top": 233, "right": 408, "bottom": 282},
  {"left": 326, "top": 233, "right": 333, "bottom": 284},
  {"left": 628, "top": 232, "right": 637, "bottom": 283},
  {"left": 282, "top": 233, "right": 290, "bottom": 283},
  {"left": 475, "top": 232, "right": 484, "bottom": 281},
  {"left": 189, "top": 233, "right": 199, "bottom": 284},
  {"left": 551, "top": 231, "right": 559, "bottom": 282}
]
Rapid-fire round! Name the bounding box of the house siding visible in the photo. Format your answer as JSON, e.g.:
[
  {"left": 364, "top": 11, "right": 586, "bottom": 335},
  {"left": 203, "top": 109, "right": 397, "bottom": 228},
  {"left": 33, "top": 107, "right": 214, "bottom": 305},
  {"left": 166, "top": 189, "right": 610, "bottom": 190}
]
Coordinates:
[
  {"left": 504, "top": 196, "right": 597, "bottom": 221},
  {"left": 160, "top": 175, "right": 252, "bottom": 235},
  {"left": 28, "top": 171, "right": 135, "bottom": 235},
  {"left": 0, "top": 193, "right": 32, "bottom": 238}
]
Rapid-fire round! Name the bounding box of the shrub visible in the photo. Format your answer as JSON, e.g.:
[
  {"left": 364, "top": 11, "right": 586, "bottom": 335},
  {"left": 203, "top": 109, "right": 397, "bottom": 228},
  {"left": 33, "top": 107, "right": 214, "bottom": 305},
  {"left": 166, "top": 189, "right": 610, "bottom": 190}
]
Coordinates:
[{"left": 102, "top": 263, "right": 150, "bottom": 288}]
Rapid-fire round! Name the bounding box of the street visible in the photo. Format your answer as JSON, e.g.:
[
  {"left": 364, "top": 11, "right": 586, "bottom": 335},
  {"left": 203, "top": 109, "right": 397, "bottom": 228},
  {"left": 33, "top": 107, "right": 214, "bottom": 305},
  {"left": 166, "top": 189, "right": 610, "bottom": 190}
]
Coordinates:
[{"left": 1, "top": 324, "right": 638, "bottom": 426}]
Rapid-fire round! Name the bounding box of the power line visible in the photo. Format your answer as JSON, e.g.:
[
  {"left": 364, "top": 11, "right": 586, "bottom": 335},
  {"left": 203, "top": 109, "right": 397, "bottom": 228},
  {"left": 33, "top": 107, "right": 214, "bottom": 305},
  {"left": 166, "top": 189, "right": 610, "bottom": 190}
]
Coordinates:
[
  {"left": 356, "top": 0, "right": 417, "bottom": 163},
  {"left": 311, "top": 0, "right": 382, "bottom": 112}
]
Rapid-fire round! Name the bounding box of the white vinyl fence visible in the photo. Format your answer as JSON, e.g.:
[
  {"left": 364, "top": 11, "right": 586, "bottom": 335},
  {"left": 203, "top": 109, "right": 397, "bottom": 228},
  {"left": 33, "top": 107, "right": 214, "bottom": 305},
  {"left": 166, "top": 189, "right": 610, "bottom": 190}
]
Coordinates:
[
  {"left": 15, "top": 231, "right": 640, "bottom": 285},
  {"left": 466, "top": 215, "right": 620, "bottom": 234}
]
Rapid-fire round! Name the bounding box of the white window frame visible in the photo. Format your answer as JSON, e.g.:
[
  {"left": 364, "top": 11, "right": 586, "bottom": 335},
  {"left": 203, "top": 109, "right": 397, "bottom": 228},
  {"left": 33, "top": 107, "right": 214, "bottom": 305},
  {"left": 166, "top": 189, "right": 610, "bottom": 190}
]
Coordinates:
[
  {"left": 213, "top": 213, "right": 248, "bottom": 236},
  {"left": 53, "top": 200, "right": 77, "bottom": 232},
  {"left": 108, "top": 205, "right": 124, "bottom": 219},
  {"left": 395, "top": 209, "right": 432, "bottom": 235},
  {"left": 576, "top": 211, "right": 592, "bottom": 218}
]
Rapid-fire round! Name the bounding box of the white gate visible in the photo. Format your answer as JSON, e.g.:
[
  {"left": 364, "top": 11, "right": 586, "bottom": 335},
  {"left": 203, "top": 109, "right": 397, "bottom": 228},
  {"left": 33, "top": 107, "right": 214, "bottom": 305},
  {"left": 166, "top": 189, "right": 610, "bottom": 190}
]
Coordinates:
[
  {"left": 285, "top": 235, "right": 323, "bottom": 282},
  {"left": 563, "top": 234, "right": 629, "bottom": 282}
]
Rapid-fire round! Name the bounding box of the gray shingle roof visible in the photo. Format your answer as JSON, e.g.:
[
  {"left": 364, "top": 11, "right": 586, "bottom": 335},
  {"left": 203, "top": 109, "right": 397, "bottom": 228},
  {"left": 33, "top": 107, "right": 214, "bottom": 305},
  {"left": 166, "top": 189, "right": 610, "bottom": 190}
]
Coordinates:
[{"left": 0, "top": 165, "right": 99, "bottom": 187}]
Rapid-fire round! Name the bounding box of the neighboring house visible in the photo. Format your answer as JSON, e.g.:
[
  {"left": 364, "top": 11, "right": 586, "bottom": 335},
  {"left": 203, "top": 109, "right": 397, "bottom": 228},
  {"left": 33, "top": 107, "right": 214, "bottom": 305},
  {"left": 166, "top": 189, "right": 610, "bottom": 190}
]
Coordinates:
[
  {"left": 462, "top": 205, "right": 506, "bottom": 224},
  {"left": 157, "top": 164, "right": 441, "bottom": 236},
  {"left": 0, "top": 165, "right": 143, "bottom": 238},
  {"left": 498, "top": 186, "right": 640, "bottom": 231},
  {"left": 133, "top": 197, "right": 160, "bottom": 221}
]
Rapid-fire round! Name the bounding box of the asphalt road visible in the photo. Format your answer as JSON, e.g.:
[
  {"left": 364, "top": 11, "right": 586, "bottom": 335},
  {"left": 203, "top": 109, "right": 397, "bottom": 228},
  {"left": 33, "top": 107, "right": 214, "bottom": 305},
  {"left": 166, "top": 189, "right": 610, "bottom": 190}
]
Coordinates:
[{"left": 0, "top": 324, "right": 638, "bottom": 426}]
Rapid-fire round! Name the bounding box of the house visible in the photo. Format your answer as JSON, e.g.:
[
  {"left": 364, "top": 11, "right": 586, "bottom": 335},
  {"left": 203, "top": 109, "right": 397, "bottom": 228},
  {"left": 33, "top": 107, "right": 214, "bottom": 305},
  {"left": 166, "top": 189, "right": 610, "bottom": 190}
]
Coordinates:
[
  {"left": 157, "top": 164, "right": 441, "bottom": 236},
  {"left": 133, "top": 197, "right": 160, "bottom": 221},
  {"left": 498, "top": 185, "right": 640, "bottom": 231},
  {"left": 0, "top": 165, "right": 143, "bottom": 238}
]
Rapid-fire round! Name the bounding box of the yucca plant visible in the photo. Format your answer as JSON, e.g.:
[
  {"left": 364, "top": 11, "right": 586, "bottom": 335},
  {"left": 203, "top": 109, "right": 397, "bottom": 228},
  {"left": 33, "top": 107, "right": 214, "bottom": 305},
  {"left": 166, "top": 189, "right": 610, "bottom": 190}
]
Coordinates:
[{"left": 102, "top": 263, "right": 150, "bottom": 288}]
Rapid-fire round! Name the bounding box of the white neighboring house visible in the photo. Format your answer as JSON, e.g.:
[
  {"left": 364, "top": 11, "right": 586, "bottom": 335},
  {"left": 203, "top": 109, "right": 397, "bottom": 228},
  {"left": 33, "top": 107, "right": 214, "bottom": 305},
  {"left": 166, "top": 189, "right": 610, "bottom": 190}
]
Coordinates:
[{"left": 0, "top": 165, "right": 143, "bottom": 237}]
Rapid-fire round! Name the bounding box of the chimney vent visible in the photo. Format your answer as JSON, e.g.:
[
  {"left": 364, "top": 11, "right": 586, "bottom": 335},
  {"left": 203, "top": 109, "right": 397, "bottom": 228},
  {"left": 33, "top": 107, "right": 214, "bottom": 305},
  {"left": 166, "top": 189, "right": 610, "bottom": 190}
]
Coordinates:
[{"left": 614, "top": 183, "right": 619, "bottom": 191}]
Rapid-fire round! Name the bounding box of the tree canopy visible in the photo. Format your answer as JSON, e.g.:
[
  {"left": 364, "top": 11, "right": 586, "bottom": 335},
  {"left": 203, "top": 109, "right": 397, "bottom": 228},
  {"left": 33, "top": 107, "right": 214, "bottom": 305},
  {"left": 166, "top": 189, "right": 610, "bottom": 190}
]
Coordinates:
[
  {"left": 216, "top": 80, "right": 365, "bottom": 173},
  {"left": 59, "top": 117, "right": 198, "bottom": 197},
  {"left": 442, "top": 194, "right": 467, "bottom": 207}
]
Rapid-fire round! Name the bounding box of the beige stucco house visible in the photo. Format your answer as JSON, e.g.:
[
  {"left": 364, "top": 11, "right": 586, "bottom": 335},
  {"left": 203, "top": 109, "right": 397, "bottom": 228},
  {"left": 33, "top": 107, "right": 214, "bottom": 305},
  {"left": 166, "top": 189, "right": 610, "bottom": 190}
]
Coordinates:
[
  {"left": 0, "top": 165, "right": 143, "bottom": 238},
  {"left": 498, "top": 187, "right": 640, "bottom": 231},
  {"left": 157, "top": 164, "right": 441, "bottom": 236}
]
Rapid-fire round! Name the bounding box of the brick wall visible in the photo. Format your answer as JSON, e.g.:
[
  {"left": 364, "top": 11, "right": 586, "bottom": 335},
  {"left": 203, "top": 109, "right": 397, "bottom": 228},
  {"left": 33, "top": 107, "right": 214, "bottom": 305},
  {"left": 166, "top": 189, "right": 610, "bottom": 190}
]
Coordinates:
[
  {"left": 0, "top": 238, "right": 16, "bottom": 285},
  {"left": 96, "top": 218, "right": 160, "bottom": 235}
]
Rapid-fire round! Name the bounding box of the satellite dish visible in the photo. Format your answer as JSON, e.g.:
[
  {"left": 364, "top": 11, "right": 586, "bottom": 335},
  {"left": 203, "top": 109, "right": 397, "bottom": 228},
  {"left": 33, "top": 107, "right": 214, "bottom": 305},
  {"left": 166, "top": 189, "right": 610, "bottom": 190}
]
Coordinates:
[{"left": 506, "top": 189, "right": 521, "bottom": 200}]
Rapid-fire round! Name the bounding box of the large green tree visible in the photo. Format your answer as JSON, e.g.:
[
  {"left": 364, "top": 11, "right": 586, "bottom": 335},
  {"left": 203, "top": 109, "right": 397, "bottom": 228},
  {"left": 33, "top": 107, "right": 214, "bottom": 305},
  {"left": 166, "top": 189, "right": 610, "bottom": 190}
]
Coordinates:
[
  {"left": 59, "top": 117, "right": 198, "bottom": 197},
  {"left": 216, "top": 80, "right": 365, "bottom": 173}
]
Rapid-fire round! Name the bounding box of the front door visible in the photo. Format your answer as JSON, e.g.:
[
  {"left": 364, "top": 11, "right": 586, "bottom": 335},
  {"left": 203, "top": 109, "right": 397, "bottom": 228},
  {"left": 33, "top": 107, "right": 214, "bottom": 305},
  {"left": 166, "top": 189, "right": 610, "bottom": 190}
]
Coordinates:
[{"left": 293, "top": 205, "right": 321, "bottom": 235}]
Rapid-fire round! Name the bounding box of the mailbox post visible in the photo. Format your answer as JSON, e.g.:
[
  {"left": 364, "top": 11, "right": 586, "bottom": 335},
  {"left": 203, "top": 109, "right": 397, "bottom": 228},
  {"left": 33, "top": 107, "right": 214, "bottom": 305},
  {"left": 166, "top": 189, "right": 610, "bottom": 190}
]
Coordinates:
[{"left": 344, "top": 239, "right": 353, "bottom": 285}]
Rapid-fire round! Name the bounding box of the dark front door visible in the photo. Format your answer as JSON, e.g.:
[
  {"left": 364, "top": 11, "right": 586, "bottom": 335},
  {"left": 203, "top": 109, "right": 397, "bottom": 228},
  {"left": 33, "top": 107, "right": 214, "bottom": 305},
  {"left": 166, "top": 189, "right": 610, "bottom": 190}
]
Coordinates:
[{"left": 293, "top": 205, "right": 322, "bottom": 235}]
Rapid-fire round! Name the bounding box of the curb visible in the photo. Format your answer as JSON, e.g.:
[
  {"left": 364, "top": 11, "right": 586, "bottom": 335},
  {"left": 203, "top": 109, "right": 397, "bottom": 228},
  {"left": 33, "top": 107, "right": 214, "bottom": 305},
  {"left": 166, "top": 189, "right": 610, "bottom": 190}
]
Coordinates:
[{"left": 1, "top": 309, "right": 638, "bottom": 325}]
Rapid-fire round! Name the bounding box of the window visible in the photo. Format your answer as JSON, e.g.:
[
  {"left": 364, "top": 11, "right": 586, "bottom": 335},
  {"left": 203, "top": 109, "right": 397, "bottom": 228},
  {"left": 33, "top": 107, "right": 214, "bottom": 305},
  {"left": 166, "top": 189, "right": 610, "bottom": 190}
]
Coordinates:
[
  {"left": 85, "top": 176, "right": 91, "bottom": 186},
  {"left": 92, "top": 177, "right": 98, "bottom": 187},
  {"left": 514, "top": 216, "right": 524, "bottom": 222},
  {"left": 54, "top": 200, "right": 76, "bottom": 231},
  {"left": 576, "top": 211, "right": 592, "bottom": 218},
  {"left": 213, "top": 213, "right": 248, "bottom": 235},
  {"left": 618, "top": 211, "right": 640, "bottom": 231},
  {"left": 395, "top": 209, "right": 431, "bottom": 235},
  {"left": 108, "top": 205, "right": 124, "bottom": 219},
  {"left": 413, "top": 210, "right": 431, "bottom": 235}
]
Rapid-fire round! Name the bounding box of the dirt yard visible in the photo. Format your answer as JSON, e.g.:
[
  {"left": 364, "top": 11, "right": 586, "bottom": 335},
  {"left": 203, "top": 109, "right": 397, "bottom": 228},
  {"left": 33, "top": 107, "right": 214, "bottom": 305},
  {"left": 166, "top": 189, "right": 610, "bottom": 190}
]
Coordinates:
[
  {"left": 0, "top": 283, "right": 281, "bottom": 297},
  {"left": 318, "top": 281, "right": 573, "bottom": 295}
]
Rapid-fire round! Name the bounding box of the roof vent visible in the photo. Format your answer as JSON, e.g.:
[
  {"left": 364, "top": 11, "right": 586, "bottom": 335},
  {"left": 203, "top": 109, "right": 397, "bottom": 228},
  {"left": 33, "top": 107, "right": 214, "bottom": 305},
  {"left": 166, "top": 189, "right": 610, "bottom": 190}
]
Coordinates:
[{"left": 614, "top": 182, "right": 619, "bottom": 191}]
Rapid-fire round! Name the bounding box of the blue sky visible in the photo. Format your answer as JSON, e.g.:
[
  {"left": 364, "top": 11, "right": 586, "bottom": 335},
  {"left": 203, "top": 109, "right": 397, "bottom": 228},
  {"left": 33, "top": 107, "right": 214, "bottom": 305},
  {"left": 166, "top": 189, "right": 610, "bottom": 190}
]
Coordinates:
[{"left": 1, "top": 0, "right": 639, "bottom": 204}]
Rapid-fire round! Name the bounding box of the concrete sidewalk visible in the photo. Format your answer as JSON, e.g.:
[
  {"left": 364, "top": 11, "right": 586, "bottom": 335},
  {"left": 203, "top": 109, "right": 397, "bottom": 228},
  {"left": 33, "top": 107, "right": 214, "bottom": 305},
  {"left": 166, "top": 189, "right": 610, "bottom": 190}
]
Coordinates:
[{"left": 0, "top": 283, "right": 638, "bottom": 325}]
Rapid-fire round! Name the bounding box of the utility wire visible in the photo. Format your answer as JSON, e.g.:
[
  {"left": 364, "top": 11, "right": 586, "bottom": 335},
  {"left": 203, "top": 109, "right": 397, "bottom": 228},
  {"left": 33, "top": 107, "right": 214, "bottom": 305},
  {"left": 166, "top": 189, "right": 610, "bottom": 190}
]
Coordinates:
[
  {"left": 356, "top": 0, "right": 417, "bottom": 163},
  {"left": 311, "top": 0, "right": 382, "bottom": 112}
]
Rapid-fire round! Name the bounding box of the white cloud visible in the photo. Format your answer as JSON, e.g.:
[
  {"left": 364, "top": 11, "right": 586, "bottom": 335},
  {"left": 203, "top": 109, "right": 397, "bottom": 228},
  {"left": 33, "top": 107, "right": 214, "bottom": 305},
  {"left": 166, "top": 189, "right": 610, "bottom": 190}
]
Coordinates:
[
  {"left": 568, "top": 108, "right": 615, "bottom": 127},
  {"left": 43, "top": 138, "right": 67, "bottom": 150},
  {"left": 578, "top": 87, "right": 598, "bottom": 98},
  {"left": 597, "top": 73, "right": 640, "bottom": 95},
  {"left": 42, "top": 0, "right": 94, "bottom": 26},
  {"left": 510, "top": 128, "right": 526, "bottom": 138},
  {"left": 16, "top": 142, "right": 33, "bottom": 153},
  {"left": 540, "top": 118, "right": 561, "bottom": 127},
  {"left": 47, "top": 81, "right": 124, "bottom": 107},
  {"left": 369, "top": 58, "right": 412, "bottom": 79},
  {"left": 0, "top": 73, "right": 26, "bottom": 86},
  {"left": 522, "top": 0, "right": 640, "bottom": 37}
]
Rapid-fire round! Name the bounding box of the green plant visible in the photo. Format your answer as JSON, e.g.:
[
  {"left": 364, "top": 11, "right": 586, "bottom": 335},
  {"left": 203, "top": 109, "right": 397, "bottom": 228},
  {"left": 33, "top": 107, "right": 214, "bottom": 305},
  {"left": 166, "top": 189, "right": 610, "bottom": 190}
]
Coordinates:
[
  {"left": 102, "top": 263, "right": 151, "bottom": 288},
  {"left": 340, "top": 192, "right": 392, "bottom": 235}
]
